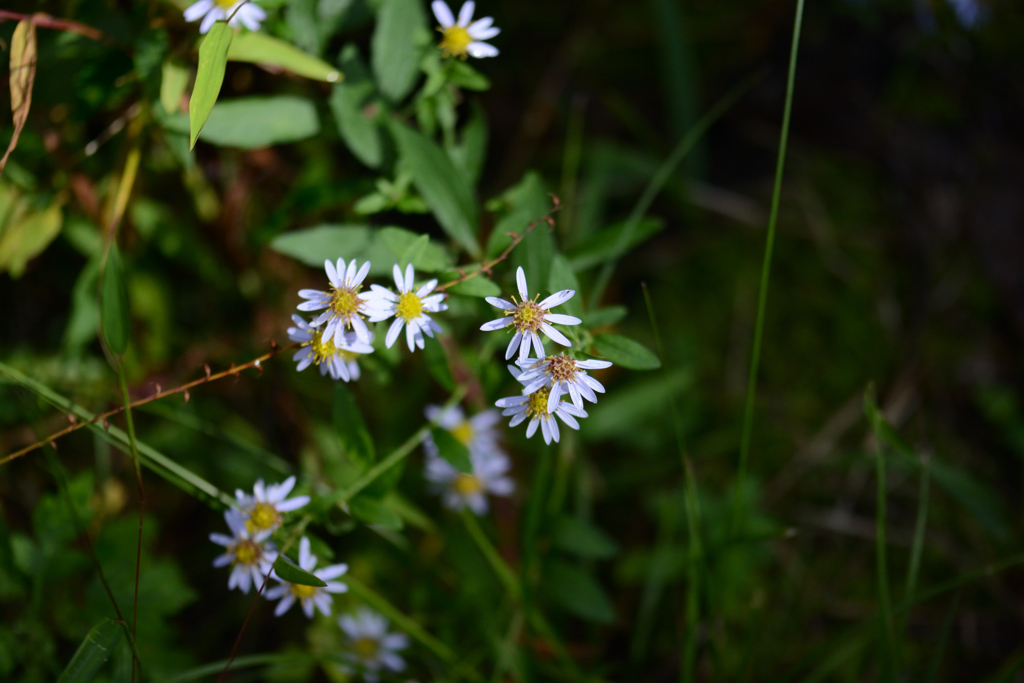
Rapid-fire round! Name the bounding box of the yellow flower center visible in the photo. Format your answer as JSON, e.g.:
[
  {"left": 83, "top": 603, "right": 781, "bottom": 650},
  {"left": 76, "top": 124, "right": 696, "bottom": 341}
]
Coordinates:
[
  {"left": 330, "top": 285, "right": 363, "bottom": 321},
  {"left": 353, "top": 637, "right": 380, "bottom": 660},
  {"left": 305, "top": 329, "right": 338, "bottom": 365},
  {"left": 438, "top": 25, "right": 472, "bottom": 58},
  {"left": 291, "top": 583, "right": 318, "bottom": 600},
  {"left": 245, "top": 501, "right": 280, "bottom": 534},
  {"left": 526, "top": 387, "right": 551, "bottom": 417},
  {"left": 453, "top": 473, "right": 483, "bottom": 496},
  {"left": 396, "top": 291, "right": 423, "bottom": 321},
  {"left": 512, "top": 299, "right": 544, "bottom": 334},
  {"left": 338, "top": 349, "right": 359, "bottom": 362},
  {"left": 450, "top": 420, "right": 474, "bottom": 446},
  {"left": 232, "top": 540, "right": 261, "bottom": 566},
  {"left": 547, "top": 354, "right": 578, "bottom": 382},
  {"left": 214, "top": 0, "right": 238, "bottom": 9}
]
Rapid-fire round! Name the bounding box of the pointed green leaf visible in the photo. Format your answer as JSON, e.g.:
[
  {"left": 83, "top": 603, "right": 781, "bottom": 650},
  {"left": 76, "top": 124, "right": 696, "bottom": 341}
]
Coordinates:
[
  {"left": 100, "top": 245, "right": 130, "bottom": 356},
  {"left": 548, "top": 255, "right": 582, "bottom": 317},
  {"left": 334, "top": 383, "right": 375, "bottom": 469},
  {"left": 269, "top": 224, "right": 373, "bottom": 267},
  {"left": 273, "top": 554, "right": 327, "bottom": 587},
  {"left": 199, "top": 96, "right": 320, "bottom": 149},
  {"left": 431, "top": 427, "right": 471, "bottom": 474},
  {"left": 329, "top": 45, "right": 384, "bottom": 168},
  {"left": 159, "top": 60, "right": 190, "bottom": 115},
  {"left": 189, "top": 22, "right": 233, "bottom": 149},
  {"left": 566, "top": 217, "right": 664, "bottom": 271},
  {"left": 592, "top": 333, "right": 660, "bottom": 370},
  {"left": 445, "top": 273, "right": 501, "bottom": 298},
  {"left": 227, "top": 31, "right": 341, "bottom": 82},
  {"left": 544, "top": 559, "right": 616, "bottom": 624},
  {"left": 379, "top": 226, "right": 451, "bottom": 272},
  {"left": 349, "top": 494, "right": 403, "bottom": 530},
  {"left": 57, "top": 618, "right": 124, "bottom": 683},
  {"left": 551, "top": 516, "right": 619, "bottom": 559},
  {"left": 389, "top": 120, "right": 479, "bottom": 255},
  {"left": 371, "top": 0, "right": 425, "bottom": 101}
]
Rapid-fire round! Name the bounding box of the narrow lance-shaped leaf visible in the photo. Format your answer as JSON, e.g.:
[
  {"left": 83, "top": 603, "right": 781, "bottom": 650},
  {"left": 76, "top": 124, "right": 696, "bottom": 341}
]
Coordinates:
[
  {"left": 592, "top": 333, "right": 661, "bottom": 371},
  {"left": 56, "top": 618, "right": 125, "bottom": 683},
  {"left": 100, "top": 245, "right": 130, "bottom": 356},
  {"left": 431, "top": 427, "right": 472, "bottom": 474},
  {"left": 227, "top": 31, "right": 341, "bottom": 82},
  {"left": 1, "top": 19, "right": 37, "bottom": 176},
  {"left": 273, "top": 554, "right": 327, "bottom": 587},
  {"left": 189, "top": 22, "right": 233, "bottom": 149},
  {"left": 371, "top": 0, "right": 425, "bottom": 102}
]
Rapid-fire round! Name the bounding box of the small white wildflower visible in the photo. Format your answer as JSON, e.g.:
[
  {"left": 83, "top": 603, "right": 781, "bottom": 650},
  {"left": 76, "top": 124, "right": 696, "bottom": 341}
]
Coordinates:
[
  {"left": 210, "top": 508, "right": 278, "bottom": 594},
  {"left": 516, "top": 353, "right": 612, "bottom": 413},
  {"left": 340, "top": 608, "right": 410, "bottom": 682},
  {"left": 423, "top": 404, "right": 502, "bottom": 457},
  {"left": 480, "top": 267, "right": 582, "bottom": 362},
  {"left": 363, "top": 264, "right": 447, "bottom": 352},
  {"left": 234, "top": 476, "right": 310, "bottom": 535},
  {"left": 431, "top": 1, "right": 500, "bottom": 59},
  {"left": 297, "top": 259, "right": 374, "bottom": 345},
  {"left": 495, "top": 365, "right": 587, "bottom": 445},
  {"left": 288, "top": 315, "right": 374, "bottom": 382},
  {"left": 183, "top": 0, "right": 266, "bottom": 34},
  {"left": 266, "top": 537, "right": 348, "bottom": 618},
  {"left": 424, "top": 448, "right": 514, "bottom": 515}
]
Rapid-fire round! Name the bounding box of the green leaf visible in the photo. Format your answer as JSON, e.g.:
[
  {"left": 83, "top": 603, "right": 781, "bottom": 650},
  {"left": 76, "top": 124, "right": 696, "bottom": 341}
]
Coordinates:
[
  {"left": 389, "top": 120, "right": 479, "bottom": 255},
  {"left": 495, "top": 173, "right": 554, "bottom": 290},
  {"left": 371, "top": 0, "right": 425, "bottom": 101},
  {"left": 551, "top": 517, "right": 619, "bottom": 559},
  {"left": 334, "top": 383, "right": 375, "bottom": 469},
  {"left": 548, "top": 255, "right": 582, "bottom": 317},
  {"left": 159, "top": 60, "right": 190, "bottom": 115},
  {"left": 227, "top": 31, "right": 341, "bottom": 82},
  {"left": 445, "top": 274, "right": 500, "bottom": 298},
  {"left": 100, "top": 245, "right": 130, "bottom": 356},
  {"left": 448, "top": 61, "right": 490, "bottom": 91},
  {"left": 199, "top": 96, "right": 320, "bottom": 149},
  {"left": 566, "top": 217, "right": 664, "bottom": 271},
  {"left": 583, "top": 305, "right": 628, "bottom": 329},
  {"left": 0, "top": 200, "right": 63, "bottom": 278},
  {"left": 329, "top": 45, "right": 384, "bottom": 168},
  {"left": 584, "top": 369, "right": 692, "bottom": 442},
  {"left": 189, "top": 22, "right": 233, "bottom": 149},
  {"left": 379, "top": 226, "right": 450, "bottom": 272},
  {"left": 544, "top": 559, "right": 616, "bottom": 624},
  {"left": 273, "top": 554, "right": 327, "bottom": 587},
  {"left": 431, "top": 427, "right": 472, "bottom": 474},
  {"left": 449, "top": 103, "right": 488, "bottom": 188},
  {"left": 57, "top": 618, "right": 124, "bottom": 683},
  {"left": 269, "top": 224, "right": 373, "bottom": 267},
  {"left": 423, "top": 337, "right": 455, "bottom": 391},
  {"left": 349, "top": 494, "right": 403, "bottom": 530},
  {"left": 592, "top": 333, "right": 660, "bottom": 370}
]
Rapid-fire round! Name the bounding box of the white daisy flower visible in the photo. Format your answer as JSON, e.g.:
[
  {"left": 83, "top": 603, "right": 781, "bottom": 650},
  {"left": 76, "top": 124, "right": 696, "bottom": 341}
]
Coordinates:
[
  {"left": 480, "top": 266, "right": 582, "bottom": 362},
  {"left": 184, "top": 0, "right": 267, "bottom": 34},
  {"left": 340, "top": 608, "right": 410, "bottom": 682},
  {"left": 210, "top": 508, "right": 278, "bottom": 594},
  {"left": 495, "top": 365, "right": 588, "bottom": 445},
  {"left": 424, "top": 448, "right": 514, "bottom": 515},
  {"left": 266, "top": 537, "right": 348, "bottom": 618},
  {"left": 297, "top": 258, "right": 374, "bottom": 346},
  {"left": 363, "top": 264, "right": 447, "bottom": 352},
  {"left": 288, "top": 315, "right": 374, "bottom": 382},
  {"left": 422, "top": 404, "right": 502, "bottom": 457},
  {"left": 515, "top": 353, "right": 612, "bottom": 413},
  {"left": 431, "top": 1, "right": 500, "bottom": 59},
  {"left": 234, "top": 476, "right": 311, "bottom": 535}
]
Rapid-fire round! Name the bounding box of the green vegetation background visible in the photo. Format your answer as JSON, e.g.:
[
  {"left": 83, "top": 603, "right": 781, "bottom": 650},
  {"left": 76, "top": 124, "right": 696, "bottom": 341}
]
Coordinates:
[{"left": 2, "top": 0, "right": 1024, "bottom": 680}]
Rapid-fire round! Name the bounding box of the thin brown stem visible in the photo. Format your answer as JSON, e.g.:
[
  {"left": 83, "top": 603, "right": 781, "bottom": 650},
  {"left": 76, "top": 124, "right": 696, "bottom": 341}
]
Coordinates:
[
  {"left": 0, "top": 10, "right": 109, "bottom": 43},
  {"left": 1, "top": 343, "right": 296, "bottom": 465}
]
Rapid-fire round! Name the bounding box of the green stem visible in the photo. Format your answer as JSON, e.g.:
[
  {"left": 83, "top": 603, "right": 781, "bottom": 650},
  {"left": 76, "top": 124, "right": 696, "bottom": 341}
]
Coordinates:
[
  {"left": 462, "top": 510, "right": 521, "bottom": 599},
  {"left": 875, "top": 439, "right": 899, "bottom": 680},
  {"left": 732, "top": 0, "right": 806, "bottom": 533},
  {"left": 116, "top": 362, "right": 145, "bottom": 683},
  {"left": 900, "top": 453, "right": 930, "bottom": 640},
  {"left": 490, "top": 609, "right": 524, "bottom": 683}
]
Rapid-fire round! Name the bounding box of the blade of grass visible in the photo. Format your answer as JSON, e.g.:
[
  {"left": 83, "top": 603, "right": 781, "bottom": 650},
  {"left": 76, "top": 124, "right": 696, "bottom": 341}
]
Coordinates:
[
  {"left": 868, "top": 387, "right": 900, "bottom": 680},
  {"left": 490, "top": 609, "right": 525, "bottom": 683},
  {"left": 731, "top": 0, "right": 806, "bottom": 533},
  {"left": 901, "top": 452, "right": 930, "bottom": 640},
  {"left": 115, "top": 363, "right": 145, "bottom": 683},
  {"left": 925, "top": 591, "right": 961, "bottom": 683},
  {"left": 166, "top": 653, "right": 308, "bottom": 682},
  {"left": 462, "top": 510, "right": 521, "bottom": 599},
  {"left": 589, "top": 71, "right": 763, "bottom": 309}
]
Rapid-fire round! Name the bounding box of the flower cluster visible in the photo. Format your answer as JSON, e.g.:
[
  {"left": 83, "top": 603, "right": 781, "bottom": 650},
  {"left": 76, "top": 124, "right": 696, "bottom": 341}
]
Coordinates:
[
  {"left": 422, "top": 404, "right": 514, "bottom": 515},
  {"left": 484, "top": 267, "right": 613, "bottom": 444},
  {"left": 340, "top": 609, "right": 410, "bottom": 682},
  {"left": 431, "top": 1, "right": 500, "bottom": 59},
  {"left": 184, "top": 0, "right": 267, "bottom": 34},
  {"left": 291, "top": 259, "right": 448, "bottom": 380}
]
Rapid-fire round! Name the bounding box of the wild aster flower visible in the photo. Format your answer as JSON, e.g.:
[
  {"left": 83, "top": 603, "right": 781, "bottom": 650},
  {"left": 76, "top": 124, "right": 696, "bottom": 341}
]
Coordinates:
[
  {"left": 947, "top": 0, "right": 988, "bottom": 28},
  {"left": 516, "top": 353, "right": 612, "bottom": 413},
  {"left": 288, "top": 315, "right": 374, "bottom": 382},
  {"left": 210, "top": 508, "right": 278, "bottom": 593},
  {"left": 423, "top": 404, "right": 502, "bottom": 457},
  {"left": 184, "top": 0, "right": 267, "bottom": 34},
  {"left": 424, "top": 448, "right": 514, "bottom": 515},
  {"left": 266, "top": 537, "right": 348, "bottom": 618},
  {"left": 297, "top": 259, "right": 374, "bottom": 345},
  {"left": 234, "top": 476, "right": 310, "bottom": 535},
  {"left": 363, "top": 264, "right": 447, "bottom": 352},
  {"left": 495, "top": 365, "right": 587, "bottom": 445},
  {"left": 481, "top": 267, "right": 582, "bottom": 362},
  {"left": 340, "top": 608, "right": 409, "bottom": 682},
  {"left": 431, "top": 1, "right": 500, "bottom": 59}
]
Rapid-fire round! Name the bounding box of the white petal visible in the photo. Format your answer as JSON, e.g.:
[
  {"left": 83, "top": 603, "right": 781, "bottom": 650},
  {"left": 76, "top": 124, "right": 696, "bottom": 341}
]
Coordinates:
[
  {"left": 274, "top": 593, "right": 295, "bottom": 617},
  {"left": 468, "top": 24, "right": 499, "bottom": 40},
  {"left": 541, "top": 323, "right": 571, "bottom": 347},
  {"left": 183, "top": 0, "right": 214, "bottom": 22},
  {"left": 405, "top": 320, "right": 418, "bottom": 352},
  {"left": 385, "top": 318, "right": 404, "bottom": 348},
  {"left": 457, "top": 0, "right": 475, "bottom": 26},
  {"left": 392, "top": 263, "right": 404, "bottom": 290},
  {"left": 404, "top": 263, "right": 415, "bottom": 292},
  {"left": 543, "top": 313, "right": 582, "bottom": 326},
  {"left": 539, "top": 290, "right": 575, "bottom": 310},
  {"left": 505, "top": 331, "right": 522, "bottom": 360},
  {"left": 325, "top": 259, "right": 340, "bottom": 287},
  {"left": 318, "top": 563, "right": 349, "bottom": 581},
  {"left": 531, "top": 332, "right": 546, "bottom": 359},
  {"left": 548, "top": 383, "right": 562, "bottom": 414},
  {"left": 432, "top": 0, "right": 455, "bottom": 27},
  {"left": 508, "top": 412, "right": 529, "bottom": 427},
  {"left": 272, "top": 476, "right": 296, "bottom": 501},
  {"left": 495, "top": 396, "right": 526, "bottom": 408},
  {"left": 467, "top": 41, "right": 498, "bottom": 58},
  {"left": 417, "top": 279, "right": 438, "bottom": 297},
  {"left": 485, "top": 297, "right": 515, "bottom": 311},
  {"left": 354, "top": 260, "right": 371, "bottom": 286},
  {"left": 199, "top": 10, "right": 221, "bottom": 34},
  {"left": 344, "top": 259, "right": 357, "bottom": 283},
  {"left": 277, "top": 495, "right": 309, "bottom": 512},
  {"left": 352, "top": 316, "right": 371, "bottom": 343},
  {"left": 556, "top": 410, "right": 580, "bottom": 430},
  {"left": 577, "top": 359, "right": 612, "bottom": 370},
  {"left": 516, "top": 266, "right": 529, "bottom": 301},
  {"left": 480, "top": 316, "right": 513, "bottom": 332},
  {"left": 236, "top": 8, "right": 262, "bottom": 31},
  {"left": 525, "top": 418, "right": 540, "bottom": 439}
]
